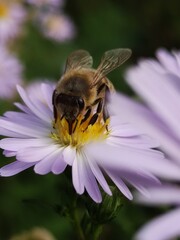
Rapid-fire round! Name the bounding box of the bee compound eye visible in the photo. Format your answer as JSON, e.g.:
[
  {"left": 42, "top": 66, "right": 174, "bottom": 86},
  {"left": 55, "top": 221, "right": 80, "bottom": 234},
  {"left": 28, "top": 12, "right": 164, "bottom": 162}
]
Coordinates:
[{"left": 78, "top": 98, "right": 84, "bottom": 110}]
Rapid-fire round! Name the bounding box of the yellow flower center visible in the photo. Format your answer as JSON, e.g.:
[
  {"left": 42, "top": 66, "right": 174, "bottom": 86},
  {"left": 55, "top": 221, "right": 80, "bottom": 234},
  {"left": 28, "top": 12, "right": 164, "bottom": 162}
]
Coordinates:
[
  {"left": 0, "top": 3, "right": 8, "bottom": 18},
  {"left": 51, "top": 112, "right": 110, "bottom": 148}
]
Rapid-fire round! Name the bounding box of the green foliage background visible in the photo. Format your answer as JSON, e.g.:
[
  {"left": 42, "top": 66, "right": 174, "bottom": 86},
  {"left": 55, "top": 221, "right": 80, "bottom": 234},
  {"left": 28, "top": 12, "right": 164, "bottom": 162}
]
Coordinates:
[{"left": 0, "top": 0, "right": 180, "bottom": 239}]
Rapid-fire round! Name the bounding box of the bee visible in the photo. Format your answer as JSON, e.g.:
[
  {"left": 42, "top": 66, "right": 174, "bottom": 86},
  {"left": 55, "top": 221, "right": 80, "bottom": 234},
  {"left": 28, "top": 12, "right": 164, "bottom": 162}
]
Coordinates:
[{"left": 53, "top": 48, "right": 132, "bottom": 134}]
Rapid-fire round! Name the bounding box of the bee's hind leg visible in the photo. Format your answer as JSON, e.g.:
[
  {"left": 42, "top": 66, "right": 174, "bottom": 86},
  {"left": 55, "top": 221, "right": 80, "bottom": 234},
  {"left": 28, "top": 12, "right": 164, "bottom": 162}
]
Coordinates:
[{"left": 88, "top": 98, "right": 103, "bottom": 126}]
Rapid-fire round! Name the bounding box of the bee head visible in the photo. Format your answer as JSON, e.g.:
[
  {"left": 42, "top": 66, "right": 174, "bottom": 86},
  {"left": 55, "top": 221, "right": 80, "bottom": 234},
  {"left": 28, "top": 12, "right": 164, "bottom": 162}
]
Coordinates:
[{"left": 52, "top": 91, "right": 85, "bottom": 122}]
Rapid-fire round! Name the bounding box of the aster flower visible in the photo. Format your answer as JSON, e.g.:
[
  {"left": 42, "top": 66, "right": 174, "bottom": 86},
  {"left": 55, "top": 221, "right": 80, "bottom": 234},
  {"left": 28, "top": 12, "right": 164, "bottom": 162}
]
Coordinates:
[
  {"left": 26, "top": 0, "right": 63, "bottom": 8},
  {"left": 0, "top": 82, "right": 180, "bottom": 203},
  {"left": 38, "top": 11, "right": 76, "bottom": 42},
  {"left": 109, "top": 49, "right": 180, "bottom": 240},
  {"left": 110, "top": 49, "right": 180, "bottom": 163},
  {"left": 0, "top": 1, "right": 26, "bottom": 45},
  {"left": 134, "top": 186, "right": 180, "bottom": 240},
  {"left": 0, "top": 46, "right": 23, "bottom": 99}
]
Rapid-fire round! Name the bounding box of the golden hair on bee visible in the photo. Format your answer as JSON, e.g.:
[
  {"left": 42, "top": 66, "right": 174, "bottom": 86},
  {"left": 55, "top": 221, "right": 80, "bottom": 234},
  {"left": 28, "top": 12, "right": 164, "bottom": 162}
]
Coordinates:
[{"left": 53, "top": 48, "right": 132, "bottom": 134}]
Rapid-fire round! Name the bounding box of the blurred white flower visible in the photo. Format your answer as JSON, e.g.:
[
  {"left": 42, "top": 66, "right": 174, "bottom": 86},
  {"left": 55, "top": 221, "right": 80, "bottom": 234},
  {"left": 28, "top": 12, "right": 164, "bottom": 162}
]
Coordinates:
[
  {"left": 0, "top": 46, "right": 23, "bottom": 99},
  {"left": 38, "top": 11, "right": 76, "bottom": 42},
  {"left": 0, "top": 1, "right": 26, "bottom": 45}
]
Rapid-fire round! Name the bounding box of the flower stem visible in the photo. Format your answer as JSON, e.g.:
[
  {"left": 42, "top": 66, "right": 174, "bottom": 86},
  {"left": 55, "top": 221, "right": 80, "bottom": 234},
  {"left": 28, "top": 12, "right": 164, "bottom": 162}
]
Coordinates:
[
  {"left": 72, "top": 207, "right": 86, "bottom": 240},
  {"left": 92, "top": 225, "right": 103, "bottom": 240}
]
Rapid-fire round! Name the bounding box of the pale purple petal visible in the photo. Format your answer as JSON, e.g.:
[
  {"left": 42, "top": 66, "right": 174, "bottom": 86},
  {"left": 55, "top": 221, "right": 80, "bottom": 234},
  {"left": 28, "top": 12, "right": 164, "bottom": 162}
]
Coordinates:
[
  {"left": 126, "top": 64, "right": 180, "bottom": 138},
  {"left": 123, "top": 170, "right": 160, "bottom": 186},
  {"left": 173, "top": 51, "right": 180, "bottom": 72},
  {"left": 81, "top": 159, "right": 102, "bottom": 203},
  {"left": 109, "top": 119, "right": 142, "bottom": 136},
  {"left": 88, "top": 143, "right": 180, "bottom": 181},
  {"left": 41, "top": 83, "right": 55, "bottom": 111},
  {"left": 0, "top": 126, "right": 28, "bottom": 138},
  {"left": 0, "top": 138, "right": 54, "bottom": 151},
  {"left": 156, "top": 48, "right": 180, "bottom": 76},
  {"left": 17, "top": 86, "right": 51, "bottom": 123},
  {"left": 135, "top": 208, "right": 180, "bottom": 240},
  {"left": 51, "top": 151, "right": 67, "bottom": 174},
  {"left": 105, "top": 169, "right": 133, "bottom": 200},
  {"left": 3, "top": 150, "right": 16, "bottom": 157},
  {"left": 110, "top": 93, "right": 180, "bottom": 162},
  {"left": 72, "top": 154, "right": 84, "bottom": 194},
  {"left": 3, "top": 111, "right": 51, "bottom": 129},
  {"left": 34, "top": 149, "right": 64, "bottom": 175},
  {"left": 14, "top": 102, "right": 33, "bottom": 115},
  {"left": 27, "top": 83, "right": 53, "bottom": 119},
  {"left": 121, "top": 171, "right": 160, "bottom": 197},
  {"left": 0, "top": 161, "right": 35, "bottom": 176},
  {"left": 108, "top": 134, "right": 158, "bottom": 149},
  {"left": 88, "top": 142, "right": 162, "bottom": 170},
  {"left": 63, "top": 146, "right": 76, "bottom": 166},
  {"left": 0, "top": 118, "right": 50, "bottom": 138},
  {"left": 88, "top": 158, "right": 112, "bottom": 196},
  {"left": 16, "top": 145, "right": 59, "bottom": 162},
  {"left": 135, "top": 185, "right": 180, "bottom": 205},
  {"left": 109, "top": 121, "right": 159, "bottom": 148}
]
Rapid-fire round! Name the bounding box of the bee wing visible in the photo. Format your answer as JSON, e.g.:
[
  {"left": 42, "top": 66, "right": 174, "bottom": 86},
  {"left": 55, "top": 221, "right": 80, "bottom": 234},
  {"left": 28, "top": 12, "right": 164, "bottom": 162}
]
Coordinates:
[
  {"left": 92, "top": 48, "right": 132, "bottom": 86},
  {"left": 64, "top": 49, "right": 93, "bottom": 72}
]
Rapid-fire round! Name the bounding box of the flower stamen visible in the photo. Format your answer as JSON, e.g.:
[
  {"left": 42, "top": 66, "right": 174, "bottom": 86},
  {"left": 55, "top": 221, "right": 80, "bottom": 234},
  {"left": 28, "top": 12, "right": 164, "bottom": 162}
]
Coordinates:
[{"left": 51, "top": 112, "right": 110, "bottom": 148}]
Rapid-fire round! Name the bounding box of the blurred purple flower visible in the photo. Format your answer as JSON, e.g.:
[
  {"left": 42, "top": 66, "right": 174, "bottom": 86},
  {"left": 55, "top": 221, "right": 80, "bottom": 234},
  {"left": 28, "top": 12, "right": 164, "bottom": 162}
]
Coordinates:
[
  {"left": 0, "top": 1, "right": 26, "bottom": 45},
  {"left": 38, "top": 11, "right": 76, "bottom": 42},
  {"left": 110, "top": 49, "right": 180, "bottom": 163},
  {"left": 0, "top": 82, "right": 179, "bottom": 203},
  {"left": 0, "top": 46, "right": 23, "bottom": 99},
  {"left": 135, "top": 186, "right": 180, "bottom": 240},
  {"left": 109, "top": 48, "right": 180, "bottom": 240},
  {"left": 26, "top": 0, "right": 63, "bottom": 7}
]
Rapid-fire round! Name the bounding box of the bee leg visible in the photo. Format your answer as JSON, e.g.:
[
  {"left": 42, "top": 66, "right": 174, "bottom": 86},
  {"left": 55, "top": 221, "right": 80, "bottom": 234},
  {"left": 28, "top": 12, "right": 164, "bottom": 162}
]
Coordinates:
[
  {"left": 89, "top": 98, "right": 103, "bottom": 126},
  {"left": 96, "top": 98, "right": 103, "bottom": 113},
  {"left": 81, "top": 108, "right": 91, "bottom": 125},
  {"left": 103, "top": 87, "right": 110, "bottom": 130},
  {"left": 88, "top": 113, "right": 99, "bottom": 125},
  {"left": 72, "top": 118, "right": 78, "bottom": 133},
  {"left": 67, "top": 119, "right": 73, "bottom": 135}
]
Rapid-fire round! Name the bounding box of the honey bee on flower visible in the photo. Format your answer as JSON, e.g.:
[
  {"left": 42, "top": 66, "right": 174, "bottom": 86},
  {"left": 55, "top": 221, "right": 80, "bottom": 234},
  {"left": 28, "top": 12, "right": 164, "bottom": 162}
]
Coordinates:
[{"left": 0, "top": 49, "right": 179, "bottom": 203}]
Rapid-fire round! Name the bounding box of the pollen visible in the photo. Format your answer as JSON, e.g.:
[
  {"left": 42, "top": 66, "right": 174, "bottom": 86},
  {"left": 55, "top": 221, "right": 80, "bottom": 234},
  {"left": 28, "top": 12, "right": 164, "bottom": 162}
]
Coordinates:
[
  {"left": 0, "top": 3, "right": 8, "bottom": 18},
  {"left": 51, "top": 113, "right": 110, "bottom": 148}
]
